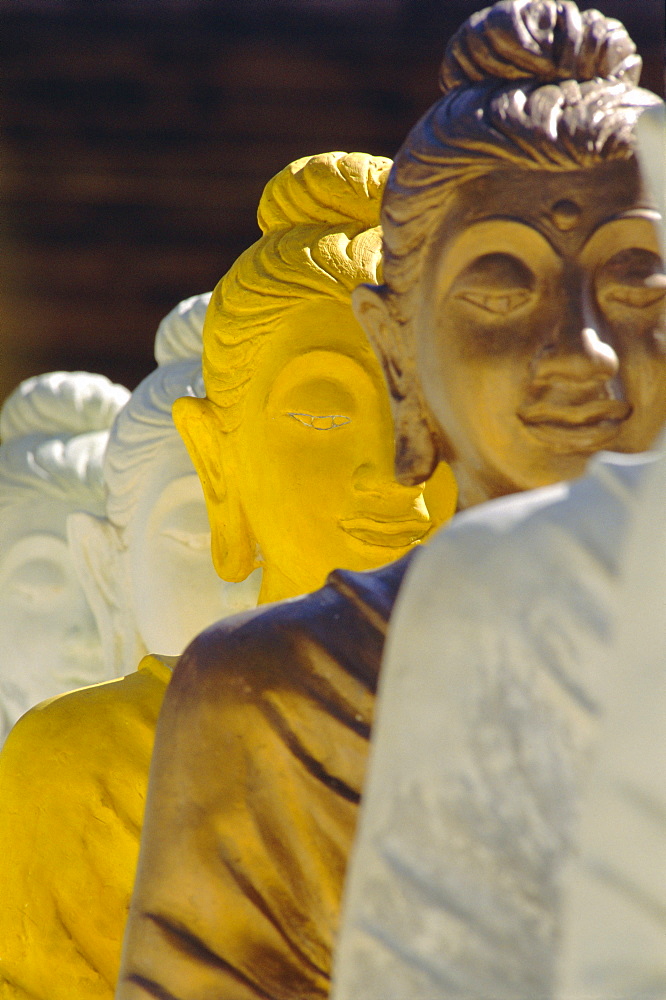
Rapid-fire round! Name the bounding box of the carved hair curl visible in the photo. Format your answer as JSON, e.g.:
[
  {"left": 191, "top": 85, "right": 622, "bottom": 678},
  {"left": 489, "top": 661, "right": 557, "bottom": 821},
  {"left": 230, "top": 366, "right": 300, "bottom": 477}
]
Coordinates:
[
  {"left": 0, "top": 370, "right": 128, "bottom": 444},
  {"left": 202, "top": 151, "right": 391, "bottom": 429},
  {"left": 104, "top": 360, "right": 204, "bottom": 530},
  {"left": 153, "top": 292, "right": 212, "bottom": 366},
  {"left": 104, "top": 294, "right": 211, "bottom": 530},
  {"left": 0, "top": 372, "right": 129, "bottom": 519}
]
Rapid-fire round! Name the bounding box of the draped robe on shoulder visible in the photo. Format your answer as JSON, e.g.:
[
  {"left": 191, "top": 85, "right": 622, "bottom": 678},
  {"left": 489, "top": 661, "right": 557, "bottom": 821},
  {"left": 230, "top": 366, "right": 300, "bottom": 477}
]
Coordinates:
[
  {"left": 0, "top": 654, "right": 173, "bottom": 1000},
  {"left": 117, "top": 556, "right": 413, "bottom": 1000}
]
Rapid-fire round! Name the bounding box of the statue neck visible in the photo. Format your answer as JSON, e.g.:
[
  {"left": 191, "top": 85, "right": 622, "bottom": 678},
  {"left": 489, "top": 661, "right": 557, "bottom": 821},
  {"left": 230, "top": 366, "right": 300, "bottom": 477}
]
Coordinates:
[
  {"left": 451, "top": 461, "right": 523, "bottom": 512},
  {"left": 451, "top": 462, "right": 498, "bottom": 511},
  {"left": 257, "top": 564, "right": 307, "bottom": 605}
]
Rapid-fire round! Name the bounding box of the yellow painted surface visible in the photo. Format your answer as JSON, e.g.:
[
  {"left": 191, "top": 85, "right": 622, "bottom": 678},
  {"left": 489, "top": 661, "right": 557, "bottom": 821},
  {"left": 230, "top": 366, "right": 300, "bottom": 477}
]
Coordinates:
[
  {"left": 175, "top": 297, "right": 457, "bottom": 604},
  {"left": 175, "top": 152, "right": 457, "bottom": 602},
  {"left": 0, "top": 655, "right": 172, "bottom": 1000}
]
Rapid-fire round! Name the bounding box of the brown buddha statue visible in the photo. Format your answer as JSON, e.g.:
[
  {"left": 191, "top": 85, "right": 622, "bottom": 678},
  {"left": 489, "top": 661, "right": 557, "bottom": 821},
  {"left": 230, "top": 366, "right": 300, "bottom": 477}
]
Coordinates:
[{"left": 117, "top": 3, "right": 666, "bottom": 998}]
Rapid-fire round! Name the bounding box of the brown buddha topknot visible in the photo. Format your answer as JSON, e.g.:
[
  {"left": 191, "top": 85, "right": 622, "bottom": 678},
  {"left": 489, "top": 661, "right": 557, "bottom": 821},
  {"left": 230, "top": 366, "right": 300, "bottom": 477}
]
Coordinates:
[{"left": 440, "top": 0, "right": 641, "bottom": 93}]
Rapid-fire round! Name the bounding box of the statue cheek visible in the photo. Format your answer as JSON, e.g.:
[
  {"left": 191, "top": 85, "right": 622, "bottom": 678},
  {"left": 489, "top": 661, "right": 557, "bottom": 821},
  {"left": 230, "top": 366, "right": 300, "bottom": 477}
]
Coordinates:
[
  {"left": 444, "top": 309, "right": 542, "bottom": 366},
  {"left": 641, "top": 313, "right": 666, "bottom": 357},
  {"left": 601, "top": 310, "right": 666, "bottom": 362}
]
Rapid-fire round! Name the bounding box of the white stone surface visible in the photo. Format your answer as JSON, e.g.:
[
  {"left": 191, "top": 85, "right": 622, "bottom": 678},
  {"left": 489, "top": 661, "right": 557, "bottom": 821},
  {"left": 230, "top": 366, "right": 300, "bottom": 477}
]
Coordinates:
[
  {"left": 153, "top": 292, "right": 212, "bottom": 366},
  {"left": 68, "top": 385, "right": 261, "bottom": 675},
  {"left": 68, "top": 299, "right": 261, "bottom": 679},
  {"left": 0, "top": 295, "right": 260, "bottom": 741},
  {"left": 553, "top": 106, "right": 666, "bottom": 1000},
  {"left": 557, "top": 442, "right": 666, "bottom": 1000},
  {"left": 636, "top": 105, "right": 665, "bottom": 256},
  {"left": 0, "top": 372, "right": 130, "bottom": 744},
  {"left": 332, "top": 448, "right": 660, "bottom": 1000}
]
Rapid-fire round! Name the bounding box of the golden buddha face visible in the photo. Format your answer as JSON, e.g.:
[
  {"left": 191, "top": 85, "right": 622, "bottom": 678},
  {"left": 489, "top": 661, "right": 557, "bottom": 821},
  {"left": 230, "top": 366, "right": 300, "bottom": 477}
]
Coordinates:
[
  {"left": 414, "top": 159, "right": 666, "bottom": 507},
  {"left": 177, "top": 297, "right": 456, "bottom": 604}
]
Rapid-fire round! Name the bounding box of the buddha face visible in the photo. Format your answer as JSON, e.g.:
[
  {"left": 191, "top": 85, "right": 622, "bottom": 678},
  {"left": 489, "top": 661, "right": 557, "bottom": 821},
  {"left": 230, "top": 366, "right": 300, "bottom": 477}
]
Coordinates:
[
  {"left": 412, "top": 159, "right": 666, "bottom": 507},
  {"left": 121, "top": 434, "right": 260, "bottom": 656},
  {"left": 0, "top": 499, "right": 104, "bottom": 738},
  {"left": 189, "top": 297, "right": 455, "bottom": 603},
  {"left": 416, "top": 161, "right": 666, "bottom": 506}
]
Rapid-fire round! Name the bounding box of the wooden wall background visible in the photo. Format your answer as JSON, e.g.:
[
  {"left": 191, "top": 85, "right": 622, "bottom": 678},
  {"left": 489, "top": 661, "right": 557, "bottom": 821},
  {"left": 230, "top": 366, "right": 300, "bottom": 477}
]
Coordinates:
[{"left": 0, "top": 0, "right": 662, "bottom": 403}]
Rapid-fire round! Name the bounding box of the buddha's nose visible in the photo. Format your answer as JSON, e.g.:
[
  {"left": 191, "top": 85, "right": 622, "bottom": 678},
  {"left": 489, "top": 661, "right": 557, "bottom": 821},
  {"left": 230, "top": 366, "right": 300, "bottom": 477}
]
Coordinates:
[
  {"left": 353, "top": 461, "right": 424, "bottom": 505},
  {"left": 535, "top": 284, "right": 619, "bottom": 383}
]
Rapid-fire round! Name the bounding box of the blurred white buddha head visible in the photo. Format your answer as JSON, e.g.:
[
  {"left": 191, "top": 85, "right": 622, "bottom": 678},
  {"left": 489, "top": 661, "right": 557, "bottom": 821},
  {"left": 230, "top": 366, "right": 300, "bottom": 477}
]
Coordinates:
[
  {"left": 636, "top": 104, "right": 665, "bottom": 254},
  {"left": 0, "top": 370, "right": 130, "bottom": 740},
  {"left": 68, "top": 294, "right": 261, "bottom": 676}
]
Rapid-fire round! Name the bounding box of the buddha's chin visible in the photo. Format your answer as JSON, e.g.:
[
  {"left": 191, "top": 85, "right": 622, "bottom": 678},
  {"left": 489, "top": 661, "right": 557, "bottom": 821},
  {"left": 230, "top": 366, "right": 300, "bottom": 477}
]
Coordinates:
[
  {"left": 520, "top": 417, "right": 626, "bottom": 455},
  {"left": 470, "top": 447, "right": 591, "bottom": 502}
]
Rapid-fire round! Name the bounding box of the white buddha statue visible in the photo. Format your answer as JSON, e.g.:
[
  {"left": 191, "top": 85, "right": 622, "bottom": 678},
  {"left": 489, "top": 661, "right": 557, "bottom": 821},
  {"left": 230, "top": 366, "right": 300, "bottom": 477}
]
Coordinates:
[
  {"left": 68, "top": 291, "right": 261, "bottom": 676},
  {"left": 0, "top": 370, "right": 129, "bottom": 743}
]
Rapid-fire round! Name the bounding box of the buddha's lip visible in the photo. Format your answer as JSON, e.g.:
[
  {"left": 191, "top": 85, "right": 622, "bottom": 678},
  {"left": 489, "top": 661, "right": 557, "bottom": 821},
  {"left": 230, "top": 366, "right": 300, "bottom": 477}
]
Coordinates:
[
  {"left": 518, "top": 403, "right": 631, "bottom": 452},
  {"left": 340, "top": 515, "right": 432, "bottom": 548},
  {"left": 519, "top": 399, "right": 631, "bottom": 426}
]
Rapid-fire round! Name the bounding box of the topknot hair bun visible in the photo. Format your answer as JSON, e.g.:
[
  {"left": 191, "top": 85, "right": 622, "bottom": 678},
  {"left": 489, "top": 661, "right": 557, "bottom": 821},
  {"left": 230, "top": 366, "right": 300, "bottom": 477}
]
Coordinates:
[
  {"left": 0, "top": 371, "right": 130, "bottom": 444},
  {"left": 257, "top": 151, "right": 392, "bottom": 235},
  {"left": 440, "top": 0, "right": 641, "bottom": 94},
  {"left": 153, "top": 292, "right": 212, "bottom": 366}
]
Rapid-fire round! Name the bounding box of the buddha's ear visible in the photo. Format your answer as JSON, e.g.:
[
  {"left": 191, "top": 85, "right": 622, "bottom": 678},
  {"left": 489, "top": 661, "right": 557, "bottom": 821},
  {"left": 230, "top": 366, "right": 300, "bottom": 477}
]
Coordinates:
[
  {"left": 172, "top": 395, "right": 257, "bottom": 583},
  {"left": 352, "top": 283, "right": 407, "bottom": 399},
  {"left": 67, "top": 512, "right": 143, "bottom": 677},
  {"left": 352, "top": 283, "right": 442, "bottom": 487}
]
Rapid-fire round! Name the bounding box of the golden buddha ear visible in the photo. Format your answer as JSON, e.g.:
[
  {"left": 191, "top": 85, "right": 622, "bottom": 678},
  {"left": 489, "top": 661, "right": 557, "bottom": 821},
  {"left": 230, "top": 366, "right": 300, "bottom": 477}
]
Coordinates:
[
  {"left": 352, "top": 283, "right": 441, "bottom": 486},
  {"left": 172, "top": 395, "right": 257, "bottom": 583}
]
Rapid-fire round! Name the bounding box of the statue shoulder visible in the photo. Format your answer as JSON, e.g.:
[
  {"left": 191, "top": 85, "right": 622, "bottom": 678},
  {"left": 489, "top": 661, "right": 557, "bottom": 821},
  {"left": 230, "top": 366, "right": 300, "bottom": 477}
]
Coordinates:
[
  {"left": 172, "top": 552, "right": 415, "bottom": 703},
  {"left": 0, "top": 666, "right": 167, "bottom": 997},
  {"left": 118, "top": 555, "right": 414, "bottom": 999},
  {"left": 0, "top": 667, "right": 166, "bottom": 794}
]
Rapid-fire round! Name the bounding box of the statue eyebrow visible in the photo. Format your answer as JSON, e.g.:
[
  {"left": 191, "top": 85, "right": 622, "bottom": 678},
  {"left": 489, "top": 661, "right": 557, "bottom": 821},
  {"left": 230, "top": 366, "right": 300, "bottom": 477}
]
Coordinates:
[{"left": 287, "top": 412, "right": 351, "bottom": 430}]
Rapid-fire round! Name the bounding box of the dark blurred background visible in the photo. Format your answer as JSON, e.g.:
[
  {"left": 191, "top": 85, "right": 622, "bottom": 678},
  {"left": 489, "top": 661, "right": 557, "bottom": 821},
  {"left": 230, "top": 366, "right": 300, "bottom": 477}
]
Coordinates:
[{"left": 0, "top": 0, "right": 663, "bottom": 403}]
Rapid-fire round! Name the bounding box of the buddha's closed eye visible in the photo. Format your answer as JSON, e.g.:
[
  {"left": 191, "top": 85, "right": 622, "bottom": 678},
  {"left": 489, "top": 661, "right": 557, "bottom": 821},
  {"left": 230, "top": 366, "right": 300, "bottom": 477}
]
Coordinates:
[
  {"left": 601, "top": 273, "right": 666, "bottom": 309},
  {"left": 161, "top": 528, "right": 211, "bottom": 551},
  {"left": 11, "top": 580, "right": 65, "bottom": 604},
  {"left": 288, "top": 412, "right": 351, "bottom": 430},
  {"left": 6, "top": 559, "right": 68, "bottom": 605},
  {"left": 452, "top": 253, "right": 535, "bottom": 316},
  {"left": 598, "top": 249, "right": 666, "bottom": 309},
  {"left": 456, "top": 289, "right": 533, "bottom": 315},
  {"left": 604, "top": 283, "right": 666, "bottom": 307}
]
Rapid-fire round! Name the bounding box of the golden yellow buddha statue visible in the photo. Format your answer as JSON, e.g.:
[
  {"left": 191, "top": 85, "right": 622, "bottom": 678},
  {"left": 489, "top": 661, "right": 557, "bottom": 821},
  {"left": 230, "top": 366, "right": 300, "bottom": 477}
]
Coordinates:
[
  {"left": 0, "top": 152, "right": 455, "bottom": 1000},
  {"left": 117, "top": 4, "right": 666, "bottom": 999},
  {"left": 174, "top": 151, "right": 456, "bottom": 602}
]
